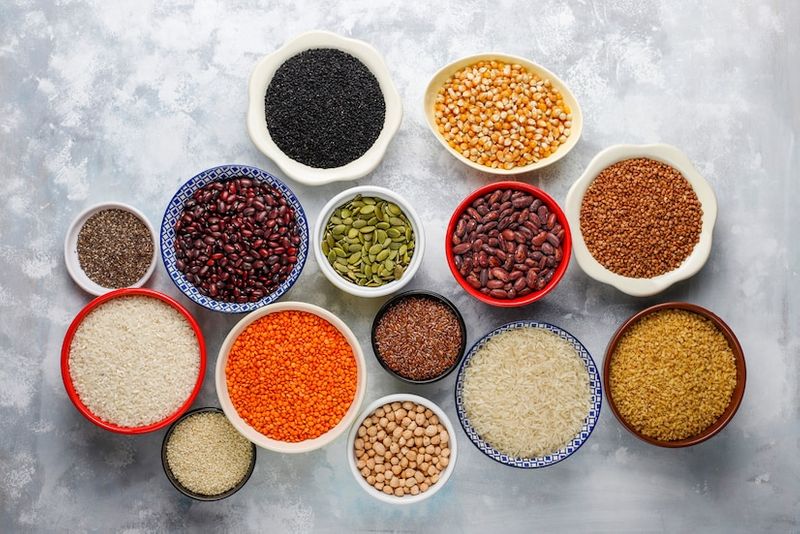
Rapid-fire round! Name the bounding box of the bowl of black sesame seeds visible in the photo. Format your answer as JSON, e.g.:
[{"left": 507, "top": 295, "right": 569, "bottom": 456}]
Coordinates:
[
  {"left": 64, "top": 202, "right": 157, "bottom": 296},
  {"left": 247, "top": 30, "right": 402, "bottom": 186},
  {"left": 371, "top": 290, "right": 467, "bottom": 384}
]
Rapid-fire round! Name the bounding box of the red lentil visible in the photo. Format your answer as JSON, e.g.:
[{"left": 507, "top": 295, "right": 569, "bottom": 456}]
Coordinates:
[{"left": 225, "top": 310, "right": 357, "bottom": 442}]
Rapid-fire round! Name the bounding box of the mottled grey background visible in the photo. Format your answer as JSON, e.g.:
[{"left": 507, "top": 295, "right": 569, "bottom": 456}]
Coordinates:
[{"left": 1, "top": 0, "right": 798, "bottom": 532}]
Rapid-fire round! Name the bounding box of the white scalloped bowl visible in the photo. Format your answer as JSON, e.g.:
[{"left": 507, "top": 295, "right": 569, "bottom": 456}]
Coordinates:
[
  {"left": 423, "top": 53, "right": 582, "bottom": 175},
  {"left": 564, "top": 144, "right": 717, "bottom": 297},
  {"left": 247, "top": 30, "right": 402, "bottom": 186}
]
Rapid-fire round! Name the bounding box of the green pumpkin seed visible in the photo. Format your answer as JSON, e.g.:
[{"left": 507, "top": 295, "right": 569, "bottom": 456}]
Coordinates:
[
  {"left": 360, "top": 204, "right": 375, "bottom": 215},
  {"left": 376, "top": 221, "right": 391, "bottom": 230},
  {"left": 368, "top": 244, "right": 383, "bottom": 255},
  {"left": 387, "top": 203, "right": 401, "bottom": 216},
  {"left": 352, "top": 219, "right": 367, "bottom": 229},
  {"left": 376, "top": 249, "right": 390, "bottom": 262}
]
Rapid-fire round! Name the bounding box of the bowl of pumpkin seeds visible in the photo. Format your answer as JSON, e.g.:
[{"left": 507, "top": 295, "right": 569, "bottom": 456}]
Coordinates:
[{"left": 313, "top": 186, "right": 425, "bottom": 298}]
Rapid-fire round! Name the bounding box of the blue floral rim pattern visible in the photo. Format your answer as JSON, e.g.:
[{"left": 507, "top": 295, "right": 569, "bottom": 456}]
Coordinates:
[
  {"left": 454, "top": 321, "right": 602, "bottom": 468},
  {"left": 160, "top": 164, "right": 309, "bottom": 313}
]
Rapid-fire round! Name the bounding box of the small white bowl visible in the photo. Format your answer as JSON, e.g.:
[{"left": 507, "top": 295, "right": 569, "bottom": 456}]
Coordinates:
[
  {"left": 247, "top": 30, "right": 403, "bottom": 186},
  {"left": 564, "top": 143, "right": 718, "bottom": 296},
  {"left": 64, "top": 202, "right": 157, "bottom": 296},
  {"left": 313, "top": 186, "right": 425, "bottom": 298},
  {"left": 215, "top": 301, "right": 367, "bottom": 453},
  {"left": 347, "top": 394, "right": 458, "bottom": 505},
  {"left": 423, "top": 53, "right": 582, "bottom": 175}
]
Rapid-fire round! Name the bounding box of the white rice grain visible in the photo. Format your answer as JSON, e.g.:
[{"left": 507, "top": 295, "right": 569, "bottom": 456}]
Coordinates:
[
  {"left": 462, "top": 327, "right": 590, "bottom": 458},
  {"left": 68, "top": 295, "right": 200, "bottom": 428}
]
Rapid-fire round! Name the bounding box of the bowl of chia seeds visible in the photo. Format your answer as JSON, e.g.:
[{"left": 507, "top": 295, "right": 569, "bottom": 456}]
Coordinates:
[
  {"left": 313, "top": 185, "right": 425, "bottom": 298},
  {"left": 247, "top": 30, "right": 402, "bottom": 186},
  {"left": 64, "top": 201, "right": 158, "bottom": 296}
]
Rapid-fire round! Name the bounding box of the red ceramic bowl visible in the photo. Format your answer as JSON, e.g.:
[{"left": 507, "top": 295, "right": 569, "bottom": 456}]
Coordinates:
[
  {"left": 61, "top": 288, "right": 206, "bottom": 434},
  {"left": 445, "top": 181, "right": 571, "bottom": 307}
]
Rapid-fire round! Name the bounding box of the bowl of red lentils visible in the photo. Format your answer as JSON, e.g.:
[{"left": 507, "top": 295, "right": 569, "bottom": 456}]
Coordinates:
[
  {"left": 347, "top": 394, "right": 457, "bottom": 504},
  {"left": 424, "top": 53, "right": 582, "bottom": 174},
  {"left": 371, "top": 290, "right": 467, "bottom": 384},
  {"left": 446, "top": 181, "right": 571, "bottom": 307},
  {"left": 564, "top": 144, "right": 718, "bottom": 296},
  {"left": 215, "top": 301, "right": 367, "bottom": 453},
  {"left": 604, "top": 302, "right": 746, "bottom": 447}
]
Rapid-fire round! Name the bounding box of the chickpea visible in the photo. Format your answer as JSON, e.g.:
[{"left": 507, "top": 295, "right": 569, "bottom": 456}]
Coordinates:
[
  {"left": 394, "top": 488, "right": 404, "bottom": 497},
  {"left": 402, "top": 401, "right": 413, "bottom": 410},
  {"left": 410, "top": 485, "right": 420, "bottom": 496},
  {"left": 383, "top": 486, "right": 393, "bottom": 496},
  {"left": 423, "top": 436, "right": 431, "bottom": 447}
]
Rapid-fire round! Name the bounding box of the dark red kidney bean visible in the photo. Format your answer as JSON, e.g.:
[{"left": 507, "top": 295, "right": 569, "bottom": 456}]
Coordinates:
[
  {"left": 512, "top": 195, "right": 533, "bottom": 208},
  {"left": 514, "top": 244, "right": 526, "bottom": 263},
  {"left": 529, "top": 212, "right": 542, "bottom": 227},
  {"left": 546, "top": 233, "right": 560, "bottom": 247},
  {"left": 480, "top": 268, "right": 489, "bottom": 286},
  {"left": 509, "top": 270, "right": 524, "bottom": 281},
  {"left": 526, "top": 269, "right": 538, "bottom": 288},
  {"left": 541, "top": 242, "right": 555, "bottom": 255},
  {"left": 466, "top": 275, "right": 481, "bottom": 289},
  {"left": 546, "top": 213, "right": 557, "bottom": 229},
  {"left": 537, "top": 205, "right": 548, "bottom": 220},
  {"left": 491, "top": 267, "right": 510, "bottom": 282},
  {"left": 489, "top": 289, "right": 507, "bottom": 299},
  {"left": 487, "top": 279, "right": 504, "bottom": 289},
  {"left": 532, "top": 232, "right": 548, "bottom": 246},
  {"left": 452, "top": 243, "right": 471, "bottom": 255},
  {"left": 456, "top": 218, "right": 467, "bottom": 237}
]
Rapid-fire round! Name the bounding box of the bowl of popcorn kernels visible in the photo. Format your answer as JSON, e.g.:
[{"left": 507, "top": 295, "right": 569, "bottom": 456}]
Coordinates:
[
  {"left": 347, "top": 394, "right": 457, "bottom": 504},
  {"left": 424, "top": 53, "right": 583, "bottom": 174}
]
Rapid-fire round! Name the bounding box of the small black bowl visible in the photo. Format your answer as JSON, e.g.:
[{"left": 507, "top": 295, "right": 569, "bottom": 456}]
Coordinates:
[
  {"left": 161, "top": 406, "right": 257, "bottom": 501},
  {"left": 370, "top": 290, "right": 467, "bottom": 384}
]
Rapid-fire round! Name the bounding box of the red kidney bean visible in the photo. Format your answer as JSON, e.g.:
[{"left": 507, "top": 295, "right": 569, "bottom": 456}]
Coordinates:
[
  {"left": 173, "top": 176, "right": 300, "bottom": 303},
  {"left": 450, "top": 187, "right": 565, "bottom": 299}
]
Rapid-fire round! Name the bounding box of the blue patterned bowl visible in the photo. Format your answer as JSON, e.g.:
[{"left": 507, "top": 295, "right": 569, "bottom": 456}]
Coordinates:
[
  {"left": 454, "top": 321, "right": 601, "bottom": 468},
  {"left": 160, "top": 164, "right": 309, "bottom": 313}
]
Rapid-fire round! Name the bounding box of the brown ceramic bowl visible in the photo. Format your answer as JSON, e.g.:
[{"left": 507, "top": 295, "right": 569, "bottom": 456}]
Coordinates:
[{"left": 603, "top": 302, "right": 746, "bottom": 448}]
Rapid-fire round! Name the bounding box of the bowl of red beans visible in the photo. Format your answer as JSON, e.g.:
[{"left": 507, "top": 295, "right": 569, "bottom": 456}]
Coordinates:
[
  {"left": 161, "top": 164, "right": 309, "bottom": 313},
  {"left": 445, "top": 181, "right": 571, "bottom": 307}
]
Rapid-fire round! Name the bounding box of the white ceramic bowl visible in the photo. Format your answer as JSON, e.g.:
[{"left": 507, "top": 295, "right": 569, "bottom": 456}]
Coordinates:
[
  {"left": 247, "top": 30, "right": 403, "bottom": 186},
  {"left": 423, "top": 53, "right": 582, "bottom": 175},
  {"left": 64, "top": 202, "right": 157, "bottom": 296},
  {"left": 313, "top": 186, "right": 425, "bottom": 298},
  {"left": 215, "top": 301, "right": 367, "bottom": 453},
  {"left": 347, "top": 394, "right": 458, "bottom": 505},
  {"left": 564, "top": 143, "right": 718, "bottom": 296}
]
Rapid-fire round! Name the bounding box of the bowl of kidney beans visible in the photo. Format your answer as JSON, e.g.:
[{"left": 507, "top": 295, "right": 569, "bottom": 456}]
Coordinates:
[
  {"left": 160, "top": 165, "right": 309, "bottom": 313},
  {"left": 445, "top": 181, "right": 571, "bottom": 307}
]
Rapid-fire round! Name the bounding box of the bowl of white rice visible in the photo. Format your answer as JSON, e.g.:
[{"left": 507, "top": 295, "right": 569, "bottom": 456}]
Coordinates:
[
  {"left": 61, "top": 288, "right": 206, "bottom": 434},
  {"left": 454, "top": 321, "right": 601, "bottom": 468}
]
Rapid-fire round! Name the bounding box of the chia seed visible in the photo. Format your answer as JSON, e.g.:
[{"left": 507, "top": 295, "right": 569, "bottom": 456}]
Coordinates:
[
  {"left": 373, "top": 296, "right": 464, "bottom": 381},
  {"left": 265, "top": 48, "right": 386, "bottom": 169},
  {"left": 76, "top": 208, "right": 154, "bottom": 289}
]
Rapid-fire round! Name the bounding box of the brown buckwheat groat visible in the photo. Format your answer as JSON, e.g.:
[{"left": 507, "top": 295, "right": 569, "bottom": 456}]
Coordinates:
[{"left": 579, "top": 158, "right": 702, "bottom": 278}]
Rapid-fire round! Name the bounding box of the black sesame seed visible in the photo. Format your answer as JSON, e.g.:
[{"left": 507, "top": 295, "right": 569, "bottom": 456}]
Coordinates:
[{"left": 265, "top": 48, "right": 386, "bottom": 169}]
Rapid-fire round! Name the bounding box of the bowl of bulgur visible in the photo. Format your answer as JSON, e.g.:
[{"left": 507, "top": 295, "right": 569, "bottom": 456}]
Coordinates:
[
  {"left": 424, "top": 53, "right": 582, "bottom": 174},
  {"left": 604, "top": 302, "right": 746, "bottom": 447}
]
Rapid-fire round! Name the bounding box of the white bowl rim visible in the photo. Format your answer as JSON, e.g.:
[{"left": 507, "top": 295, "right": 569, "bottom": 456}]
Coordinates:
[
  {"left": 215, "top": 301, "right": 367, "bottom": 453},
  {"left": 564, "top": 143, "right": 718, "bottom": 296},
  {"left": 64, "top": 201, "right": 158, "bottom": 296},
  {"left": 423, "top": 52, "right": 583, "bottom": 175},
  {"left": 312, "top": 185, "right": 425, "bottom": 298},
  {"left": 346, "top": 393, "right": 458, "bottom": 505},
  {"left": 247, "top": 30, "right": 403, "bottom": 186}
]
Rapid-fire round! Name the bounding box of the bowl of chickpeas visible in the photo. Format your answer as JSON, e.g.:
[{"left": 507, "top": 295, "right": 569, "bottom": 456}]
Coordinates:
[
  {"left": 424, "top": 53, "right": 582, "bottom": 174},
  {"left": 347, "top": 394, "right": 457, "bottom": 504}
]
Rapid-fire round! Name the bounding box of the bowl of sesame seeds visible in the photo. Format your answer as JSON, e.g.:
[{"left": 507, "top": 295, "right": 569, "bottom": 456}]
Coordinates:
[
  {"left": 247, "top": 30, "right": 403, "bottom": 186},
  {"left": 424, "top": 53, "right": 582, "bottom": 174},
  {"left": 564, "top": 144, "right": 717, "bottom": 297}
]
